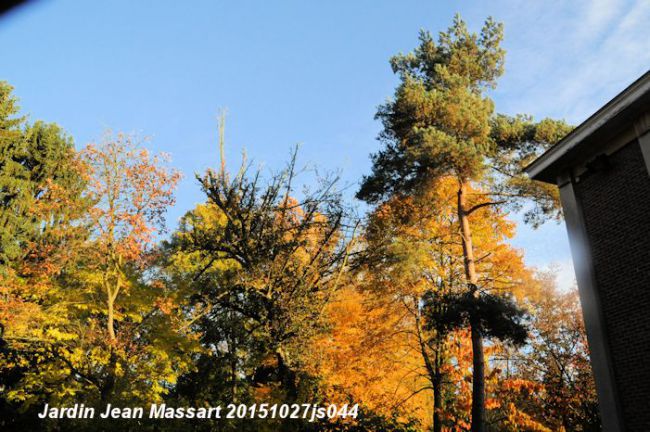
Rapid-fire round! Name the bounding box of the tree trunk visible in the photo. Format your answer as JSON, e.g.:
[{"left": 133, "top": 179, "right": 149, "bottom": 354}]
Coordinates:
[
  {"left": 101, "top": 350, "right": 117, "bottom": 402},
  {"left": 276, "top": 350, "right": 298, "bottom": 403},
  {"left": 104, "top": 264, "right": 118, "bottom": 401},
  {"left": 107, "top": 294, "right": 116, "bottom": 341},
  {"left": 470, "top": 320, "right": 485, "bottom": 432},
  {"left": 457, "top": 182, "right": 485, "bottom": 432},
  {"left": 229, "top": 308, "right": 238, "bottom": 403},
  {"left": 415, "top": 298, "right": 444, "bottom": 432},
  {"left": 105, "top": 258, "right": 120, "bottom": 342},
  {"left": 433, "top": 364, "right": 443, "bottom": 432}
]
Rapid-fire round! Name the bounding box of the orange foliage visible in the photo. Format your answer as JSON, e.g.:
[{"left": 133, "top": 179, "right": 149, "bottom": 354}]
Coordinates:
[{"left": 307, "top": 176, "right": 547, "bottom": 431}]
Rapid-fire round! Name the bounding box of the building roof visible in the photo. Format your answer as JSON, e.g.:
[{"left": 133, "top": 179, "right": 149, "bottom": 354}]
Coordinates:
[{"left": 525, "top": 70, "right": 650, "bottom": 183}]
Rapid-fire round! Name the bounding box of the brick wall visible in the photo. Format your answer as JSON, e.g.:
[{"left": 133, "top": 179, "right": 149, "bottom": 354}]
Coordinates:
[{"left": 575, "top": 139, "right": 650, "bottom": 431}]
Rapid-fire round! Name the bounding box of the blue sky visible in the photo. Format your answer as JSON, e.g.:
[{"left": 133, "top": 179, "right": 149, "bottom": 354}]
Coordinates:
[{"left": 2, "top": 0, "right": 649, "bottom": 288}]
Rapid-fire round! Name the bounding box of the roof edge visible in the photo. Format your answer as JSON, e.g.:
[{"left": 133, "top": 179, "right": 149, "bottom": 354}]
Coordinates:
[{"left": 525, "top": 70, "right": 650, "bottom": 182}]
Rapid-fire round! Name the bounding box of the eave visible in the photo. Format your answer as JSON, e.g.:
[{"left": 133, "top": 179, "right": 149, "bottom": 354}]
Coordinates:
[{"left": 525, "top": 70, "right": 650, "bottom": 184}]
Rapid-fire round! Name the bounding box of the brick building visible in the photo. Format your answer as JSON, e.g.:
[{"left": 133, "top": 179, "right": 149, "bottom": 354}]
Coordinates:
[{"left": 526, "top": 70, "right": 650, "bottom": 432}]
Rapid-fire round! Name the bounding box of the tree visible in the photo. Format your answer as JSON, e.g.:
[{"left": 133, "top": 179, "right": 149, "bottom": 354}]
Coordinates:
[
  {"left": 77, "top": 132, "right": 191, "bottom": 403},
  {"left": 519, "top": 274, "right": 600, "bottom": 431},
  {"left": 316, "top": 177, "right": 536, "bottom": 431},
  {"left": 0, "top": 83, "right": 89, "bottom": 430},
  {"left": 0, "top": 81, "right": 27, "bottom": 266},
  {"left": 1, "top": 130, "right": 196, "bottom": 432},
  {"left": 0, "top": 82, "right": 84, "bottom": 267},
  {"left": 164, "top": 128, "right": 353, "bottom": 430},
  {"left": 358, "top": 183, "right": 467, "bottom": 432},
  {"left": 357, "top": 16, "right": 571, "bottom": 431},
  {"left": 306, "top": 282, "right": 428, "bottom": 431},
  {"left": 81, "top": 133, "right": 181, "bottom": 343}
]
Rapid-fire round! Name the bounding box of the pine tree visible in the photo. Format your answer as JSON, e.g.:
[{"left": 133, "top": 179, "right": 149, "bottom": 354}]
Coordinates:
[{"left": 357, "top": 16, "right": 571, "bottom": 431}]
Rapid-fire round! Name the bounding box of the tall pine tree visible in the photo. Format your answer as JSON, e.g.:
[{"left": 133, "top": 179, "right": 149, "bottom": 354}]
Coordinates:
[{"left": 357, "top": 16, "right": 571, "bottom": 431}]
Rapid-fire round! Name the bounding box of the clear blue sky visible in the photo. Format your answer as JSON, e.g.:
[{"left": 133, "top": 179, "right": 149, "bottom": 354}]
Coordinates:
[{"left": 2, "top": 0, "right": 649, "bottom": 288}]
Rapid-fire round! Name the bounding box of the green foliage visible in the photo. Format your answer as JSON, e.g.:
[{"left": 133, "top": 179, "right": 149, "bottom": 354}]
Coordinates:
[
  {"left": 0, "top": 81, "right": 28, "bottom": 264},
  {"left": 0, "top": 82, "right": 90, "bottom": 431},
  {"left": 490, "top": 114, "right": 573, "bottom": 226},
  {"left": 423, "top": 290, "right": 528, "bottom": 346},
  {"left": 163, "top": 147, "right": 351, "bottom": 413},
  {"left": 0, "top": 20, "right": 597, "bottom": 429},
  {"left": 358, "top": 15, "right": 505, "bottom": 203},
  {"left": 356, "top": 16, "right": 573, "bottom": 431},
  {"left": 0, "top": 123, "right": 196, "bottom": 431},
  {"left": 357, "top": 15, "right": 571, "bottom": 224},
  {"left": 0, "top": 82, "right": 83, "bottom": 266}
]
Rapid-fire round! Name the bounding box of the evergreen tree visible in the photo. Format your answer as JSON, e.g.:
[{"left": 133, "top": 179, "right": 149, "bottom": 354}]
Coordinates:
[
  {"left": 0, "top": 82, "right": 83, "bottom": 267},
  {"left": 0, "top": 82, "right": 89, "bottom": 431},
  {"left": 356, "top": 16, "right": 571, "bottom": 431}
]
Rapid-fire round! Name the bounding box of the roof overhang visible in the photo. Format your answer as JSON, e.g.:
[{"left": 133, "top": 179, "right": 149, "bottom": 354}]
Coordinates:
[{"left": 525, "top": 70, "right": 650, "bottom": 184}]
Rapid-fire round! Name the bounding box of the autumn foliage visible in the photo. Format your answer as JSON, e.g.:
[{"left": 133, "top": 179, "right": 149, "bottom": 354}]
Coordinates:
[{"left": 0, "top": 15, "right": 599, "bottom": 432}]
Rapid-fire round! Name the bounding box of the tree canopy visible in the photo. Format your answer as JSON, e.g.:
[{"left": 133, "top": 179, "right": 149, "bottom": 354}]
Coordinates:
[
  {"left": 0, "top": 15, "right": 599, "bottom": 432},
  {"left": 356, "top": 15, "right": 574, "bottom": 432}
]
